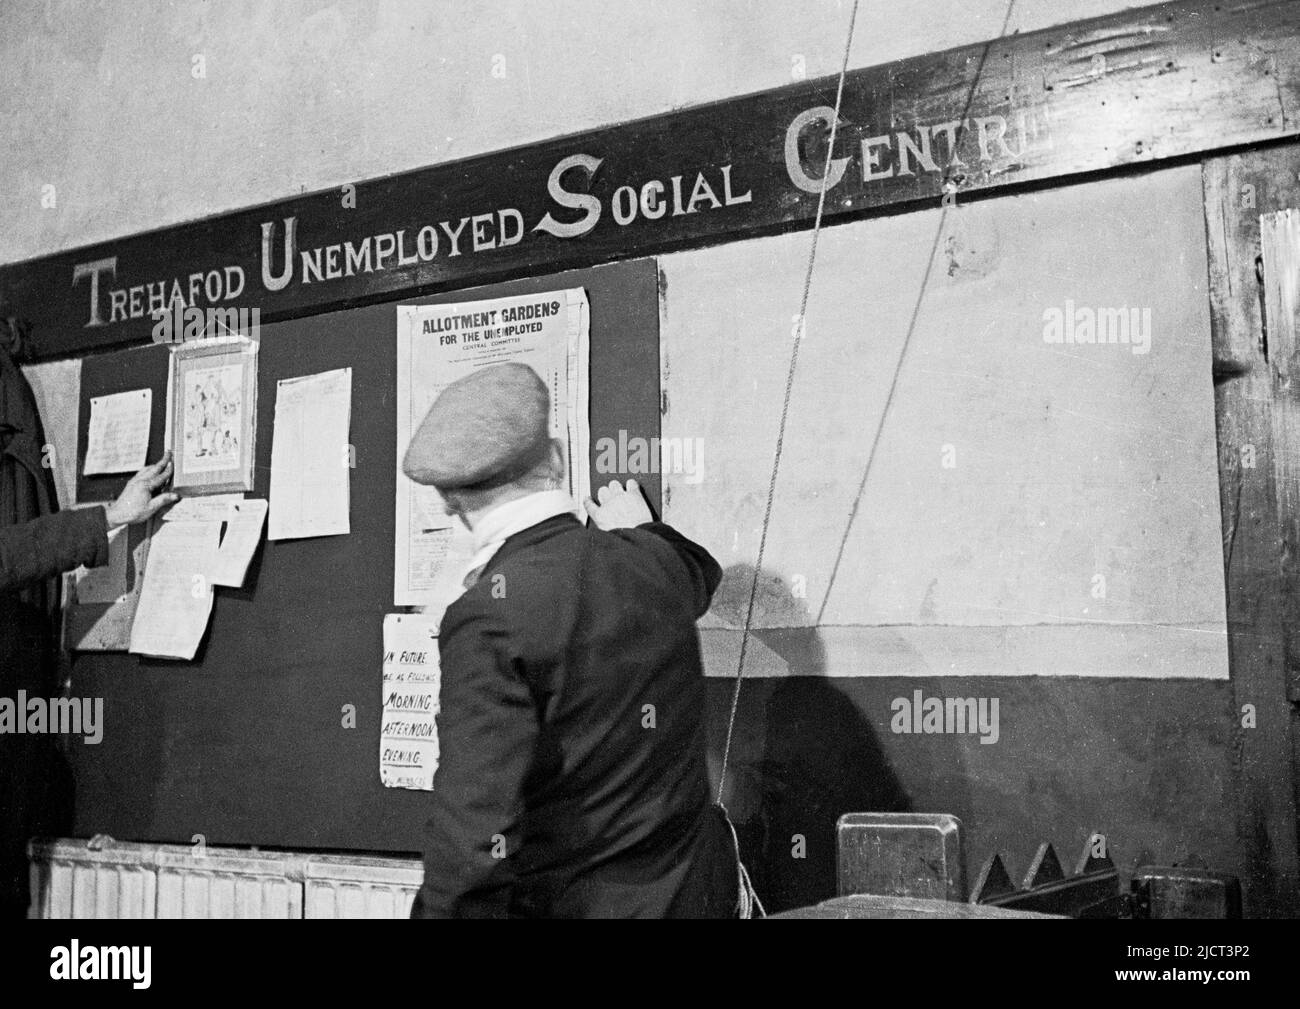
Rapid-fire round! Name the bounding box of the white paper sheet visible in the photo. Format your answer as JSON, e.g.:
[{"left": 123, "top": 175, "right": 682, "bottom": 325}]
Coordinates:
[
  {"left": 269, "top": 368, "right": 352, "bottom": 541},
  {"left": 128, "top": 519, "right": 219, "bottom": 660},
  {"left": 210, "top": 498, "right": 268, "bottom": 588},
  {"left": 161, "top": 492, "right": 245, "bottom": 523},
  {"left": 83, "top": 388, "right": 151, "bottom": 475},
  {"left": 394, "top": 289, "right": 590, "bottom": 618},
  {"left": 380, "top": 614, "right": 441, "bottom": 791}
]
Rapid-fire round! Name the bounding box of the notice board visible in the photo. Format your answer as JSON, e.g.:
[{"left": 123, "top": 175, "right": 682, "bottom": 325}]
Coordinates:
[{"left": 65, "top": 258, "right": 661, "bottom": 853}]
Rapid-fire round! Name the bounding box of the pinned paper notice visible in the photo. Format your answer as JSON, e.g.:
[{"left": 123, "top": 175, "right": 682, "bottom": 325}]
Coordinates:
[
  {"left": 393, "top": 289, "right": 589, "bottom": 618},
  {"left": 84, "top": 389, "right": 151, "bottom": 475},
  {"left": 161, "top": 492, "right": 244, "bottom": 523},
  {"left": 269, "top": 368, "right": 352, "bottom": 541},
  {"left": 210, "top": 498, "right": 268, "bottom": 588},
  {"left": 380, "top": 614, "right": 441, "bottom": 791},
  {"left": 128, "top": 519, "right": 219, "bottom": 660},
  {"left": 159, "top": 493, "right": 266, "bottom": 587}
]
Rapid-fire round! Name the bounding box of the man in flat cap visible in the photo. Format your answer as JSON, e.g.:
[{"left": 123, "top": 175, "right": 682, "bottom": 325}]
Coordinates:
[{"left": 404, "top": 362, "right": 738, "bottom": 918}]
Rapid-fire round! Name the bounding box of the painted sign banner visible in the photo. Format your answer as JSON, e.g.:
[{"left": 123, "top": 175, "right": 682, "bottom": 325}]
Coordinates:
[{"left": 1, "top": 0, "right": 1297, "bottom": 359}]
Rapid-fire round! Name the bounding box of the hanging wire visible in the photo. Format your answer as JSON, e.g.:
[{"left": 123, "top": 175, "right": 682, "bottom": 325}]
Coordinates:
[
  {"left": 716, "top": 0, "right": 1022, "bottom": 797},
  {"left": 717, "top": 0, "right": 862, "bottom": 805},
  {"left": 713, "top": 1, "right": 1022, "bottom": 922},
  {"left": 815, "top": 0, "right": 1019, "bottom": 623}
]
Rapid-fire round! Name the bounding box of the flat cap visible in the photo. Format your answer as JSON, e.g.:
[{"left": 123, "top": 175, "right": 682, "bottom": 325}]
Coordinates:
[{"left": 402, "top": 362, "right": 551, "bottom": 490}]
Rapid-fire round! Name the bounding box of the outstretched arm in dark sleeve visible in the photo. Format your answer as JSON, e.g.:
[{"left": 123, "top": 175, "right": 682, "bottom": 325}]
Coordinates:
[
  {"left": 584, "top": 478, "right": 722, "bottom": 617},
  {"left": 0, "top": 452, "right": 180, "bottom": 595},
  {"left": 626, "top": 521, "right": 722, "bottom": 618},
  {"left": 0, "top": 507, "right": 109, "bottom": 594}
]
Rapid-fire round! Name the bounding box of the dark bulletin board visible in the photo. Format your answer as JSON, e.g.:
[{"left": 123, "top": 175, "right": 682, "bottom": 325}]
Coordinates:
[{"left": 67, "top": 258, "right": 661, "bottom": 853}]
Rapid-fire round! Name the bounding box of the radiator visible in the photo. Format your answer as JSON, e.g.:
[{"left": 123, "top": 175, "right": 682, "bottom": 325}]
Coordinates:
[
  {"left": 304, "top": 854, "right": 423, "bottom": 919},
  {"left": 28, "top": 838, "right": 422, "bottom": 920},
  {"left": 155, "top": 846, "right": 304, "bottom": 919},
  {"left": 28, "top": 839, "right": 157, "bottom": 919}
]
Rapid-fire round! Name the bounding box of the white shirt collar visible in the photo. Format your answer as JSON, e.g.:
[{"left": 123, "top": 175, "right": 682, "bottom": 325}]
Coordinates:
[{"left": 463, "top": 489, "right": 579, "bottom": 584}]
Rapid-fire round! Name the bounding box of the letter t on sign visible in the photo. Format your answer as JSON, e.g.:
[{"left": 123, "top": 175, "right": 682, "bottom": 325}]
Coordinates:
[{"left": 72, "top": 257, "right": 117, "bottom": 327}]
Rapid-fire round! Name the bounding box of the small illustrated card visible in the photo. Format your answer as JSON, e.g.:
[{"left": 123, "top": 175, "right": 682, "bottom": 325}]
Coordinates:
[{"left": 169, "top": 337, "right": 258, "bottom": 495}]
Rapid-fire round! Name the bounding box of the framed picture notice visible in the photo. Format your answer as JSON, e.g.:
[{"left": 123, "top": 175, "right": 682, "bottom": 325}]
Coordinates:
[{"left": 169, "top": 337, "right": 258, "bottom": 495}]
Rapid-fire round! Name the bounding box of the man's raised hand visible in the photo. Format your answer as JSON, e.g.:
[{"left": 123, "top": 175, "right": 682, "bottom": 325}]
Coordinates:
[
  {"left": 583, "top": 479, "right": 653, "bottom": 531},
  {"left": 105, "top": 451, "right": 180, "bottom": 529}
]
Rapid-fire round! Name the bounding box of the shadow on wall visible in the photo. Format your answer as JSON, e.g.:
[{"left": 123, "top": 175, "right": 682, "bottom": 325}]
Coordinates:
[{"left": 709, "top": 563, "right": 913, "bottom": 914}]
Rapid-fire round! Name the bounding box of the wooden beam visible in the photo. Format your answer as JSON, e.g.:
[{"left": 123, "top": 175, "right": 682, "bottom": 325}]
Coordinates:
[
  {"left": 1202, "top": 147, "right": 1300, "bottom": 916},
  {"left": 2, "top": 0, "right": 1299, "bottom": 359}
]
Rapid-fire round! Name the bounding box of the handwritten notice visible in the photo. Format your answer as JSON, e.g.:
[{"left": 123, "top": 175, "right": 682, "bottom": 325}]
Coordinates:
[
  {"left": 128, "top": 519, "right": 219, "bottom": 660},
  {"left": 159, "top": 493, "right": 265, "bottom": 587},
  {"left": 210, "top": 498, "right": 268, "bottom": 588},
  {"left": 84, "top": 389, "right": 151, "bottom": 475},
  {"left": 161, "top": 492, "right": 244, "bottom": 523},
  {"left": 380, "top": 614, "right": 441, "bottom": 791},
  {"left": 269, "top": 368, "right": 352, "bottom": 541}
]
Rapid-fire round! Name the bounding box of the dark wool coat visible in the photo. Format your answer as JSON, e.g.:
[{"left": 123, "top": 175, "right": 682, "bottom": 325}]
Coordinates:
[
  {"left": 411, "top": 515, "right": 738, "bottom": 918},
  {"left": 0, "top": 344, "right": 107, "bottom": 917}
]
